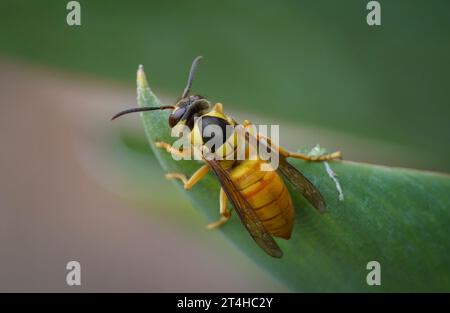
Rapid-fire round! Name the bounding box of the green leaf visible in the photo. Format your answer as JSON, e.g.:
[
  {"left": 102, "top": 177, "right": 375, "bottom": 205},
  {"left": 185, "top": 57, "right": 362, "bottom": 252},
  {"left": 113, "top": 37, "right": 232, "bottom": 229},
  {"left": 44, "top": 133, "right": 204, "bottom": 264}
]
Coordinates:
[{"left": 134, "top": 66, "right": 450, "bottom": 292}]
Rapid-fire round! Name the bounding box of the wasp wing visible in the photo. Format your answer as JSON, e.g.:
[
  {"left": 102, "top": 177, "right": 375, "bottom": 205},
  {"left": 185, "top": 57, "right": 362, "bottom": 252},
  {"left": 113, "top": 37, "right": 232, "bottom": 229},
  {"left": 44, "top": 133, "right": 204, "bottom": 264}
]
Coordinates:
[
  {"left": 277, "top": 156, "right": 327, "bottom": 213},
  {"left": 239, "top": 126, "right": 327, "bottom": 213},
  {"left": 204, "top": 158, "right": 283, "bottom": 258}
]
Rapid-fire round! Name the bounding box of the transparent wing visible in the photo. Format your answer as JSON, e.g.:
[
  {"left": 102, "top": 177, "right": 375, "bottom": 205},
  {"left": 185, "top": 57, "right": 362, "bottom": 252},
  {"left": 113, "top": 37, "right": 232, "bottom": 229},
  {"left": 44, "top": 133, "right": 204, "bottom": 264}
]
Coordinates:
[
  {"left": 204, "top": 158, "right": 283, "bottom": 258},
  {"left": 239, "top": 125, "right": 327, "bottom": 213},
  {"left": 277, "top": 156, "right": 327, "bottom": 213}
]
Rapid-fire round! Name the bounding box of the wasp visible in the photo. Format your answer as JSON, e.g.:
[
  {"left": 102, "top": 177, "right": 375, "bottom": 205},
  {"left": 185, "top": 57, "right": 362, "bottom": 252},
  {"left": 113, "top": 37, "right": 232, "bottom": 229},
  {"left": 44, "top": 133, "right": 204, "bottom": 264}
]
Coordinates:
[{"left": 112, "top": 57, "right": 342, "bottom": 258}]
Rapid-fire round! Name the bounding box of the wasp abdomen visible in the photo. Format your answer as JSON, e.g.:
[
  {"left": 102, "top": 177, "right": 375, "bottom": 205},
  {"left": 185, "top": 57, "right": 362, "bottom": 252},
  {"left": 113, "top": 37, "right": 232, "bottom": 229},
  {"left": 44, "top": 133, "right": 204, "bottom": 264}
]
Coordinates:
[{"left": 230, "top": 160, "right": 295, "bottom": 239}]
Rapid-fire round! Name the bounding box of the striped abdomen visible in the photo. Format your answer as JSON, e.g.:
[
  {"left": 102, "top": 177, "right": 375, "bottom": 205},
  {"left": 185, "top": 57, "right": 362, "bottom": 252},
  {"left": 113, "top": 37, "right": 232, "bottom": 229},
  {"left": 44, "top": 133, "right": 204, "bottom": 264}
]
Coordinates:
[{"left": 229, "top": 160, "right": 294, "bottom": 239}]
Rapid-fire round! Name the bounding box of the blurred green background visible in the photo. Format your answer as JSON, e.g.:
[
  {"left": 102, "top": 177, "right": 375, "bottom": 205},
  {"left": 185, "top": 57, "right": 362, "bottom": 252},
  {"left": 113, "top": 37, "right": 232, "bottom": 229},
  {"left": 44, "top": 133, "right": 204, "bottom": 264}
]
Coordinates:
[
  {"left": 1, "top": 0, "right": 450, "bottom": 171},
  {"left": 1, "top": 0, "right": 449, "bottom": 291}
]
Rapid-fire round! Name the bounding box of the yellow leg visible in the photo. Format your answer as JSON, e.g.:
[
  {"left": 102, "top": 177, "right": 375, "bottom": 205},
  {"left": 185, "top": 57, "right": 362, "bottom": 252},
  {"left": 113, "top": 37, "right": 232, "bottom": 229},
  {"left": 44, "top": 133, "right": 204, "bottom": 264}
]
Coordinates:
[
  {"left": 155, "top": 141, "right": 191, "bottom": 158},
  {"left": 278, "top": 146, "right": 342, "bottom": 161},
  {"left": 165, "top": 165, "right": 209, "bottom": 190},
  {"left": 243, "top": 124, "right": 342, "bottom": 162},
  {"left": 207, "top": 188, "right": 231, "bottom": 229},
  {"left": 242, "top": 119, "right": 253, "bottom": 129}
]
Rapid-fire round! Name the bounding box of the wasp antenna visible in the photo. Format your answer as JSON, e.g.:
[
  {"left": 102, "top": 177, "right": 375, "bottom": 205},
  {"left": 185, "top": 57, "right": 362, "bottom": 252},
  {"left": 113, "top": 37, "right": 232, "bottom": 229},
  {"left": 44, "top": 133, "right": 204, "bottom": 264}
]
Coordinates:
[
  {"left": 181, "top": 56, "right": 203, "bottom": 98},
  {"left": 111, "top": 106, "right": 175, "bottom": 121}
]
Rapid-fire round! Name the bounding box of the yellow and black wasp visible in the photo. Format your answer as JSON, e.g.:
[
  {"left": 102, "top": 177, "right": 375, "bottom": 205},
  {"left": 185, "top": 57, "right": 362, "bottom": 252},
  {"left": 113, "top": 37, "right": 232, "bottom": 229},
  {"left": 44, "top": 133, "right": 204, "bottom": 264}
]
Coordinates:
[{"left": 112, "top": 57, "right": 342, "bottom": 258}]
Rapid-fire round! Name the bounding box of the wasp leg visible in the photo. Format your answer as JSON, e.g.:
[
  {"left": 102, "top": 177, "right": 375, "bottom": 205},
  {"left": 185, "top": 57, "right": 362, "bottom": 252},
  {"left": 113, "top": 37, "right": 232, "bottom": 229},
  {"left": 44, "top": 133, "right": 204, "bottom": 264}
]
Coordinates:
[
  {"left": 207, "top": 188, "right": 231, "bottom": 230},
  {"left": 242, "top": 120, "right": 342, "bottom": 161},
  {"left": 165, "top": 164, "right": 209, "bottom": 190},
  {"left": 279, "top": 147, "right": 342, "bottom": 161},
  {"left": 155, "top": 141, "right": 191, "bottom": 158},
  {"left": 251, "top": 131, "right": 342, "bottom": 162},
  {"left": 242, "top": 119, "right": 252, "bottom": 127}
]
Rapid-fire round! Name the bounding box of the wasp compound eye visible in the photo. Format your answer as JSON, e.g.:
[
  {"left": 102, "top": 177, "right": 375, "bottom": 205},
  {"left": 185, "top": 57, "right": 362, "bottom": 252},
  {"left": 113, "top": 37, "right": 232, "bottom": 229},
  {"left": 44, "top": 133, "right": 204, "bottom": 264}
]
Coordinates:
[{"left": 169, "top": 107, "right": 186, "bottom": 127}]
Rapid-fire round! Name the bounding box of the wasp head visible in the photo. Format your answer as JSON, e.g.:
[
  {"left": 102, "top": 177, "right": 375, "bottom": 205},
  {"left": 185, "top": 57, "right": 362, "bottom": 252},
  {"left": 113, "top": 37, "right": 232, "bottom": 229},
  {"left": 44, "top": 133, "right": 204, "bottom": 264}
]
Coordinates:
[
  {"left": 169, "top": 95, "right": 210, "bottom": 128},
  {"left": 111, "top": 56, "right": 209, "bottom": 126}
]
